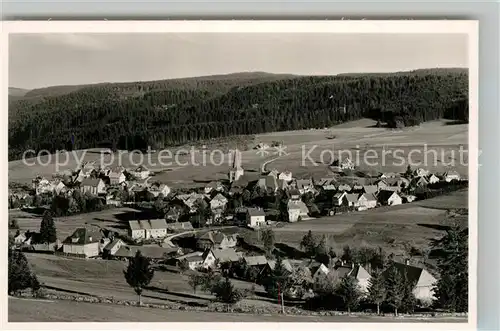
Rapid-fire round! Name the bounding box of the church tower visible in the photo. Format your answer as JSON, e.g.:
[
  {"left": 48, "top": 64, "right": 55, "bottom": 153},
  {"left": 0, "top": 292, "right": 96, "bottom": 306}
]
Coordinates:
[{"left": 229, "top": 149, "right": 244, "bottom": 183}]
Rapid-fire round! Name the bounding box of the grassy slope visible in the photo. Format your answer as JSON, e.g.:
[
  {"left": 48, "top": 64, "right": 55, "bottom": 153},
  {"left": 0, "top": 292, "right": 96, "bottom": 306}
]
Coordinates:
[{"left": 8, "top": 298, "right": 467, "bottom": 322}]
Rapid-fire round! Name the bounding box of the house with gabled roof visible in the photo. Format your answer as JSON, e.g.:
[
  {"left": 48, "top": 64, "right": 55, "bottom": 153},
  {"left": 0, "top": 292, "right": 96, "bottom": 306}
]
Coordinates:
[
  {"left": 210, "top": 193, "right": 228, "bottom": 211},
  {"left": 377, "top": 190, "right": 402, "bottom": 206},
  {"left": 295, "top": 178, "right": 315, "bottom": 195},
  {"left": 443, "top": 170, "right": 461, "bottom": 182},
  {"left": 107, "top": 168, "right": 126, "bottom": 185},
  {"left": 317, "top": 178, "right": 337, "bottom": 191},
  {"left": 427, "top": 174, "right": 440, "bottom": 184},
  {"left": 62, "top": 227, "right": 104, "bottom": 258},
  {"left": 337, "top": 183, "right": 352, "bottom": 192},
  {"left": 410, "top": 176, "right": 429, "bottom": 188},
  {"left": 362, "top": 185, "right": 378, "bottom": 195},
  {"left": 202, "top": 248, "right": 241, "bottom": 269},
  {"left": 246, "top": 208, "right": 266, "bottom": 228},
  {"left": 103, "top": 238, "right": 125, "bottom": 257},
  {"left": 128, "top": 219, "right": 168, "bottom": 241},
  {"left": 333, "top": 191, "right": 348, "bottom": 206},
  {"left": 278, "top": 171, "right": 293, "bottom": 182},
  {"left": 244, "top": 255, "right": 268, "bottom": 268},
  {"left": 287, "top": 200, "right": 309, "bottom": 222},
  {"left": 197, "top": 231, "right": 237, "bottom": 250},
  {"left": 414, "top": 168, "right": 430, "bottom": 178},
  {"left": 358, "top": 193, "right": 377, "bottom": 210},
  {"left": 80, "top": 178, "right": 106, "bottom": 195},
  {"left": 382, "top": 261, "right": 437, "bottom": 302},
  {"left": 204, "top": 181, "right": 225, "bottom": 194},
  {"left": 345, "top": 193, "right": 360, "bottom": 208}
]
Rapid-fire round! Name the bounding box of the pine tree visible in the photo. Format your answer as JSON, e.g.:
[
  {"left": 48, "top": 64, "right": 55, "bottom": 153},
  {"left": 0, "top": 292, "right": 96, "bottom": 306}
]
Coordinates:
[
  {"left": 8, "top": 250, "right": 36, "bottom": 295},
  {"left": 400, "top": 270, "right": 417, "bottom": 314},
  {"left": 432, "top": 225, "right": 468, "bottom": 312},
  {"left": 39, "top": 210, "right": 57, "bottom": 243},
  {"left": 261, "top": 229, "right": 275, "bottom": 257},
  {"left": 212, "top": 277, "right": 243, "bottom": 311},
  {"left": 336, "top": 275, "right": 361, "bottom": 313},
  {"left": 123, "top": 251, "right": 154, "bottom": 305},
  {"left": 300, "top": 230, "right": 317, "bottom": 258},
  {"left": 264, "top": 255, "right": 290, "bottom": 298},
  {"left": 384, "top": 264, "right": 405, "bottom": 316},
  {"left": 368, "top": 269, "right": 386, "bottom": 315}
]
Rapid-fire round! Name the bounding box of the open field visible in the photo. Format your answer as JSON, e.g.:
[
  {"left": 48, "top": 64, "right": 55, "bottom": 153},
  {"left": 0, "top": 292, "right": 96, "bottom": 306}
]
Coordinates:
[
  {"left": 8, "top": 119, "right": 468, "bottom": 186},
  {"left": 9, "top": 207, "right": 144, "bottom": 242},
  {"left": 24, "top": 253, "right": 266, "bottom": 308},
  {"left": 8, "top": 297, "right": 467, "bottom": 323},
  {"left": 236, "top": 189, "right": 468, "bottom": 256}
]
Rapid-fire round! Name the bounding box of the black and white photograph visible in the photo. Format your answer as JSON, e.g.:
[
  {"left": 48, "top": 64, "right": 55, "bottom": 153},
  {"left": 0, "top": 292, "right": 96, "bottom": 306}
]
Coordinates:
[{"left": 3, "top": 21, "right": 477, "bottom": 326}]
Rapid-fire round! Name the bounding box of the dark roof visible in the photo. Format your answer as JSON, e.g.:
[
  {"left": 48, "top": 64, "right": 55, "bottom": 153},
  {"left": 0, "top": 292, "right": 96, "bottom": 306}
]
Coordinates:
[
  {"left": 63, "top": 228, "right": 103, "bottom": 245},
  {"left": 81, "top": 178, "right": 102, "bottom": 187},
  {"left": 247, "top": 208, "right": 266, "bottom": 217},
  {"left": 377, "top": 190, "right": 399, "bottom": 202},
  {"left": 382, "top": 262, "right": 424, "bottom": 286}
]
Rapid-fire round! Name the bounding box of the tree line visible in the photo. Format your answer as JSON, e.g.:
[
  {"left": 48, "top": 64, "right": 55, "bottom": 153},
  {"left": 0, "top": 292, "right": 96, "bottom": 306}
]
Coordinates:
[{"left": 9, "top": 69, "right": 468, "bottom": 160}]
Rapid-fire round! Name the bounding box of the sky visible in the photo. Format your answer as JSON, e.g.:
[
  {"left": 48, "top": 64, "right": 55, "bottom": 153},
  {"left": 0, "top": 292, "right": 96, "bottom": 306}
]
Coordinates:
[{"left": 9, "top": 33, "right": 468, "bottom": 90}]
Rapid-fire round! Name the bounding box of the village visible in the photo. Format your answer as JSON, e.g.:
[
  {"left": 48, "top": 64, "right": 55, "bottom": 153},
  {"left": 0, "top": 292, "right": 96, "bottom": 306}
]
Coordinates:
[{"left": 7, "top": 146, "right": 469, "bottom": 315}]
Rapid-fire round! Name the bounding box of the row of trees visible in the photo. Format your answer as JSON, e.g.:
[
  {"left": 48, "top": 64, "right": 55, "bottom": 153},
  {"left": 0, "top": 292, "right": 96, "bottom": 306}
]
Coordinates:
[{"left": 9, "top": 69, "right": 468, "bottom": 160}]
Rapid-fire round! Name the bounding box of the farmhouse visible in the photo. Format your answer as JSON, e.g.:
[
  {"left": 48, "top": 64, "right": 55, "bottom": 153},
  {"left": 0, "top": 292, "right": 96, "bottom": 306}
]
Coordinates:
[
  {"left": 103, "top": 238, "right": 125, "bottom": 257},
  {"left": 80, "top": 178, "right": 106, "bottom": 195},
  {"left": 312, "top": 264, "right": 330, "bottom": 289},
  {"left": 332, "top": 263, "right": 372, "bottom": 294},
  {"left": 337, "top": 184, "right": 352, "bottom": 192},
  {"left": 358, "top": 193, "right": 378, "bottom": 210},
  {"left": 374, "top": 179, "right": 388, "bottom": 191},
  {"left": 128, "top": 219, "right": 168, "bottom": 241},
  {"left": 130, "top": 166, "right": 150, "bottom": 180},
  {"left": 377, "top": 190, "right": 402, "bottom": 206},
  {"left": 204, "top": 181, "right": 225, "bottom": 194},
  {"left": 166, "top": 221, "right": 193, "bottom": 231},
  {"left": 278, "top": 171, "right": 293, "bottom": 182},
  {"left": 443, "top": 170, "right": 461, "bottom": 182},
  {"left": 333, "top": 191, "right": 347, "bottom": 206},
  {"left": 210, "top": 193, "right": 228, "bottom": 211},
  {"left": 414, "top": 168, "right": 430, "bottom": 177},
  {"left": 14, "top": 232, "right": 27, "bottom": 245},
  {"left": 202, "top": 248, "right": 240, "bottom": 269},
  {"left": 318, "top": 178, "right": 337, "bottom": 191},
  {"left": 149, "top": 183, "right": 171, "bottom": 198},
  {"left": 197, "top": 231, "right": 237, "bottom": 250},
  {"left": 244, "top": 255, "right": 268, "bottom": 268},
  {"left": 362, "top": 185, "right": 378, "bottom": 195},
  {"left": 295, "top": 179, "right": 315, "bottom": 194},
  {"left": 427, "top": 174, "right": 440, "bottom": 184},
  {"left": 181, "top": 254, "right": 205, "bottom": 270},
  {"left": 383, "top": 261, "right": 437, "bottom": 302},
  {"left": 246, "top": 208, "right": 266, "bottom": 228},
  {"left": 257, "top": 176, "right": 278, "bottom": 192},
  {"left": 410, "top": 176, "right": 429, "bottom": 188},
  {"left": 287, "top": 200, "right": 309, "bottom": 222},
  {"left": 62, "top": 227, "right": 104, "bottom": 258},
  {"left": 107, "top": 169, "right": 126, "bottom": 185},
  {"left": 345, "top": 194, "right": 360, "bottom": 208}
]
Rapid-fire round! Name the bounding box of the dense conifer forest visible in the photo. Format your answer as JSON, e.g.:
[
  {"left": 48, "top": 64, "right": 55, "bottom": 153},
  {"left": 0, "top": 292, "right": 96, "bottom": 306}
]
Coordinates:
[{"left": 8, "top": 69, "right": 468, "bottom": 160}]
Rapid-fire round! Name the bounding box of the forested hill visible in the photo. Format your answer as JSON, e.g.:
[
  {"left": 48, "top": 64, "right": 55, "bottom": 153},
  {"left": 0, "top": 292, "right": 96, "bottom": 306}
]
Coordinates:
[{"left": 8, "top": 69, "right": 468, "bottom": 161}]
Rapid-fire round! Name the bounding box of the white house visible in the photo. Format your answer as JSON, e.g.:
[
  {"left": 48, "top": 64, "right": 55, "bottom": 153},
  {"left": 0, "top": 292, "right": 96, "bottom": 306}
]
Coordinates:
[
  {"left": 383, "top": 261, "right": 437, "bottom": 303},
  {"left": 103, "top": 238, "right": 125, "bottom": 256},
  {"left": 14, "top": 232, "right": 27, "bottom": 245},
  {"left": 345, "top": 194, "right": 360, "bottom": 208},
  {"left": 443, "top": 170, "right": 461, "bottom": 182},
  {"left": 210, "top": 193, "right": 228, "bottom": 211},
  {"left": 62, "top": 228, "right": 104, "bottom": 258},
  {"left": 246, "top": 208, "right": 266, "bottom": 228},
  {"left": 128, "top": 219, "right": 168, "bottom": 241},
  {"left": 358, "top": 193, "right": 377, "bottom": 210},
  {"left": 278, "top": 171, "right": 293, "bottom": 182},
  {"left": 333, "top": 191, "right": 347, "bottom": 206},
  {"left": 427, "top": 174, "right": 440, "bottom": 184},
  {"left": 202, "top": 248, "right": 240, "bottom": 269},
  {"left": 80, "top": 178, "right": 106, "bottom": 195},
  {"left": 377, "top": 190, "right": 402, "bottom": 206},
  {"left": 150, "top": 184, "right": 171, "bottom": 198},
  {"left": 312, "top": 264, "right": 330, "bottom": 290},
  {"left": 108, "top": 169, "right": 126, "bottom": 185},
  {"left": 287, "top": 200, "right": 309, "bottom": 222},
  {"left": 414, "top": 168, "right": 430, "bottom": 177}
]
